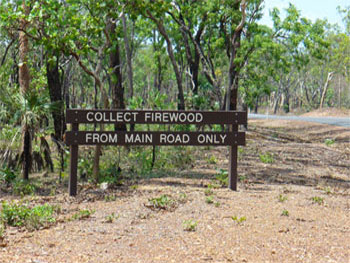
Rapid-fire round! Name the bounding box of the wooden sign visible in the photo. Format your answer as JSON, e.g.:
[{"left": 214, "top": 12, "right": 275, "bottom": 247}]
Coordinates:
[
  {"left": 65, "top": 131, "right": 245, "bottom": 146},
  {"left": 66, "top": 109, "right": 247, "bottom": 124},
  {"left": 65, "top": 109, "right": 247, "bottom": 196}
]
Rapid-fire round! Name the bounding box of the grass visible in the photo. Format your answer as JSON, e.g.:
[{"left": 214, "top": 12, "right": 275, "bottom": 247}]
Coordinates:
[
  {"left": 215, "top": 169, "right": 228, "bottom": 186},
  {"left": 278, "top": 194, "right": 288, "bottom": 203},
  {"left": 104, "top": 194, "right": 117, "bottom": 202},
  {"left": 232, "top": 216, "right": 246, "bottom": 224},
  {"left": 71, "top": 209, "right": 95, "bottom": 220},
  {"left": 12, "top": 180, "right": 37, "bottom": 196},
  {"left": 324, "top": 138, "right": 335, "bottom": 146},
  {"left": 146, "top": 195, "right": 177, "bottom": 210},
  {"left": 183, "top": 219, "right": 198, "bottom": 231},
  {"left": 205, "top": 196, "right": 214, "bottom": 204},
  {"left": 259, "top": 152, "right": 274, "bottom": 164},
  {"left": 281, "top": 209, "right": 289, "bottom": 216},
  {"left": 0, "top": 201, "right": 60, "bottom": 231},
  {"left": 104, "top": 213, "right": 118, "bottom": 223},
  {"left": 311, "top": 196, "right": 324, "bottom": 205},
  {"left": 0, "top": 221, "right": 5, "bottom": 240},
  {"left": 206, "top": 155, "right": 218, "bottom": 164},
  {"left": 204, "top": 188, "right": 214, "bottom": 196}
]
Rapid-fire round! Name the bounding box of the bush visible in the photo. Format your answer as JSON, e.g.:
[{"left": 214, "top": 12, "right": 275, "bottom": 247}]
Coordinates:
[
  {"left": 215, "top": 169, "right": 228, "bottom": 186},
  {"left": 12, "top": 180, "right": 37, "bottom": 196},
  {"left": 259, "top": 152, "right": 274, "bottom": 164},
  {"left": 0, "top": 167, "right": 17, "bottom": 184},
  {"left": 145, "top": 195, "right": 177, "bottom": 211},
  {"left": 0, "top": 201, "right": 59, "bottom": 230}
]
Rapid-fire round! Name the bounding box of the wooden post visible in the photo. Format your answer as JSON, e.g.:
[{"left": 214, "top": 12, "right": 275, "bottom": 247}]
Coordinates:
[
  {"left": 69, "top": 123, "right": 79, "bottom": 196},
  {"left": 228, "top": 123, "right": 238, "bottom": 191}
]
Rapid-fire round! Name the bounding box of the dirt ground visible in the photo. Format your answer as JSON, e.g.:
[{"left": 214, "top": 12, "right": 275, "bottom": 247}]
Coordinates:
[{"left": 0, "top": 118, "right": 349, "bottom": 263}]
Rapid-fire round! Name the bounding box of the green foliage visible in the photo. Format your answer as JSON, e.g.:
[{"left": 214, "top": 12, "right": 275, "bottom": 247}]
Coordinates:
[
  {"left": 12, "top": 180, "right": 37, "bottom": 196},
  {"left": 146, "top": 195, "right": 176, "bottom": 210},
  {"left": 183, "top": 219, "right": 198, "bottom": 232},
  {"left": 324, "top": 138, "right": 335, "bottom": 146},
  {"left": 323, "top": 186, "right": 333, "bottom": 195},
  {"left": 278, "top": 194, "right": 288, "bottom": 203},
  {"left": 204, "top": 188, "right": 214, "bottom": 196},
  {"left": 215, "top": 169, "right": 228, "bottom": 187},
  {"left": 231, "top": 216, "right": 247, "bottom": 224},
  {"left": 104, "top": 194, "right": 117, "bottom": 202},
  {"left": 259, "top": 152, "right": 274, "bottom": 164},
  {"left": 205, "top": 196, "right": 214, "bottom": 204},
  {"left": 104, "top": 213, "right": 118, "bottom": 223},
  {"left": 0, "top": 221, "right": 4, "bottom": 239},
  {"left": 0, "top": 167, "right": 17, "bottom": 184},
  {"left": 71, "top": 209, "right": 95, "bottom": 221},
  {"left": 0, "top": 201, "right": 59, "bottom": 230},
  {"left": 281, "top": 209, "right": 289, "bottom": 216},
  {"left": 311, "top": 196, "right": 324, "bottom": 205},
  {"left": 206, "top": 155, "right": 218, "bottom": 164}
]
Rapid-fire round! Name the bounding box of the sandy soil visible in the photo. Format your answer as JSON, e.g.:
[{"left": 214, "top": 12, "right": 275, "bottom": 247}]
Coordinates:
[
  {"left": 300, "top": 108, "right": 350, "bottom": 118},
  {"left": 0, "top": 119, "right": 349, "bottom": 263}
]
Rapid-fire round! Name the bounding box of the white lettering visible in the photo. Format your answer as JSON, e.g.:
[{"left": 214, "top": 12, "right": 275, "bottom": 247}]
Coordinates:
[
  {"left": 198, "top": 134, "right": 205, "bottom": 144},
  {"left": 125, "top": 134, "right": 133, "bottom": 143},
  {"left": 145, "top": 112, "right": 151, "bottom": 122},
  {"left": 220, "top": 134, "right": 227, "bottom": 143},
  {"left": 160, "top": 134, "right": 167, "bottom": 143},
  {"left": 95, "top": 112, "right": 103, "bottom": 122},
  {"left": 183, "top": 134, "right": 190, "bottom": 143},
  {"left": 93, "top": 133, "right": 100, "bottom": 143},
  {"left": 124, "top": 112, "right": 131, "bottom": 122},
  {"left": 87, "top": 112, "right": 94, "bottom": 122},
  {"left": 187, "top": 113, "right": 195, "bottom": 122},
  {"left": 109, "top": 134, "right": 118, "bottom": 143},
  {"left": 196, "top": 113, "right": 203, "bottom": 123},
  {"left": 167, "top": 134, "right": 175, "bottom": 143},
  {"left": 100, "top": 134, "right": 108, "bottom": 143},
  {"left": 132, "top": 112, "right": 138, "bottom": 122},
  {"left": 179, "top": 113, "right": 186, "bottom": 122},
  {"left": 86, "top": 133, "right": 92, "bottom": 142}
]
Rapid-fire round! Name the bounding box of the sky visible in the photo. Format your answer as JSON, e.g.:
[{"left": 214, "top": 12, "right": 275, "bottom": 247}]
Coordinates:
[{"left": 261, "top": 0, "right": 349, "bottom": 28}]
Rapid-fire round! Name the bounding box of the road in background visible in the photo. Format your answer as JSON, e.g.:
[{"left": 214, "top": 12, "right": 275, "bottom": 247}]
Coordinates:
[{"left": 249, "top": 114, "right": 350, "bottom": 128}]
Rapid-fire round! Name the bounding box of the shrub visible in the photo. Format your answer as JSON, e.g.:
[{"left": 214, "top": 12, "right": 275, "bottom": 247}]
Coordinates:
[
  {"left": 215, "top": 169, "right": 228, "bottom": 186},
  {"left": 259, "top": 152, "right": 274, "bottom": 164},
  {"left": 12, "top": 180, "right": 37, "bottom": 196},
  {"left": 281, "top": 209, "right": 289, "bottom": 216},
  {"left": 232, "top": 216, "right": 246, "bottom": 224},
  {"left": 0, "top": 201, "right": 59, "bottom": 230},
  {"left": 324, "top": 139, "right": 335, "bottom": 146},
  {"left": 0, "top": 167, "right": 17, "bottom": 184},
  {"left": 146, "top": 195, "right": 177, "bottom": 211},
  {"left": 71, "top": 209, "right": 95, "bottom": 220},
  {"left": 183, "top": 219, "right": 198, "bottom": 231},
  {"left": 278, "top": 194, "right": 288, "bottom": 203},
  {"left": 311, "top": 196, "right": 324, "bottom": 205}
]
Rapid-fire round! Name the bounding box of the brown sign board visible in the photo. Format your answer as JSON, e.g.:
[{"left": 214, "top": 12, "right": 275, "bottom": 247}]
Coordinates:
[
  {"left": 65, "top": 109, "right": 248, "bottom": 196},
  {"left": 65, "top": 131, "right": 245, "bottom": 146},
  {"left": 66, "top": 109, "right": 247, "bottom": 125}
]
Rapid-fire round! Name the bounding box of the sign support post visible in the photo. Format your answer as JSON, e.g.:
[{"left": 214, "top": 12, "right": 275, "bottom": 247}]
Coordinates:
[
  {"left": 228, "top": 124, "right": 238, "bottom": 191},
  {"left": 69, "top": 123, "right": 79, "bottom": 196}
]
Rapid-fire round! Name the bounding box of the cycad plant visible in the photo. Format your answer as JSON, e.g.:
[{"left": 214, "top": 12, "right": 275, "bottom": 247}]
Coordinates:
[{"left": 1, "top": 87, "right": 59, "bottom": 180}]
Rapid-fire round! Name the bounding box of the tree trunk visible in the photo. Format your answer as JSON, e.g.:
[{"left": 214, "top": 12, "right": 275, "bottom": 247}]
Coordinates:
[
  {"left": 226, "top": 1, "right": 247, "bottom": 111},
  {"left": 19, "top": 1, "right": 31, "bottom": 180},
  {"left": 147, "top": 11, "right": 185, "bottom": 110},
  {"left": 319, "top": 72, "right": 334, "bottom": 109},
  {"left": 46, "top": 57, "right": 66, "bottom": 142},
  {"left": 122, "top": 14, "right": 134, "bottom": 100}
]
